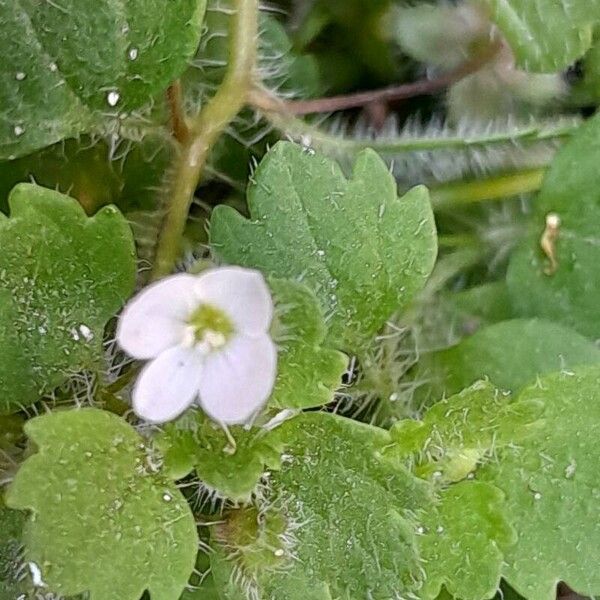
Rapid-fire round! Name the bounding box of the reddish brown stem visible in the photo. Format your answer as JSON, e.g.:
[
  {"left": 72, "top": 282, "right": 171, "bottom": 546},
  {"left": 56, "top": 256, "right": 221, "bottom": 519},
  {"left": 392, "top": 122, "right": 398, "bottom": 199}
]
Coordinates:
[
  {"left": 166, "top": 80, "right": 190, "bottom": 144},
  {"left": 250, "top": 42, "right": 500, "bottom": 116}
]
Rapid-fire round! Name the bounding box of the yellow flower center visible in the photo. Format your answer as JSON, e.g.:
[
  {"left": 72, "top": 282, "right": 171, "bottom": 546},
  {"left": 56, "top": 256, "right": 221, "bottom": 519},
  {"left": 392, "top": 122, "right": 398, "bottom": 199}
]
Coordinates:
[{"left": 187, "top": 304, "right": 234, "bottom": 349}]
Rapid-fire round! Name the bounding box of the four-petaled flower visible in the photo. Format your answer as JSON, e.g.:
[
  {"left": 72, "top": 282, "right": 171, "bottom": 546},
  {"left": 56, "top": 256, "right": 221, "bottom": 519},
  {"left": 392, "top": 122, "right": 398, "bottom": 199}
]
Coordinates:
[{"left": 117, "top": 267, "right": 277, "bottom": 424}]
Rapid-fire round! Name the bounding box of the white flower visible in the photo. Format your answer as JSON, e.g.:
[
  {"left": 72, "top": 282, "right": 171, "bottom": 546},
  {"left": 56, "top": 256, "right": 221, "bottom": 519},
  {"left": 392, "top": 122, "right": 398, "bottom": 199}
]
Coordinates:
[{"left": 116, "top": 267, "right": 277, "bottom": 425}]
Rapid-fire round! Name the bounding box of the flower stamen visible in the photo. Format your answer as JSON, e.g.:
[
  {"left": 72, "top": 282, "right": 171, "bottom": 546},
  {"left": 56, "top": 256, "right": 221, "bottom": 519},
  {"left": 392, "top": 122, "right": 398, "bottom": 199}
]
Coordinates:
[{"left": 187, "top": 304, "right": 234, "bottom": 352}]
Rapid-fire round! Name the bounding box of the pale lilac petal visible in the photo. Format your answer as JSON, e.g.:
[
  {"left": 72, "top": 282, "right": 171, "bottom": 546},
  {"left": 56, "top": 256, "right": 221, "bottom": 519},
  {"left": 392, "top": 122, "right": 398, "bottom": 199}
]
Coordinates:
[
  {"left": 117, "top": 274, "right": 199, "bottom": 359},
  {"left": 198, "top": 334, "right": 277, "bottom": 425},
  {"left": 132, "top": 347, "right": 203, "bottom": 423},
  {"left": 195, "top": 267, "right": 273, "bottom": 336}
]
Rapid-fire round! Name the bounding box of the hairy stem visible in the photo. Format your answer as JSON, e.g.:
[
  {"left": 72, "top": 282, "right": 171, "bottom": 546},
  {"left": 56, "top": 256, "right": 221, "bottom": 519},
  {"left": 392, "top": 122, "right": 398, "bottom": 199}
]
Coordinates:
[
  {"left": 152, "top": 0, "right": 259, "bottom": 279},
  {"left": 261, "top": 111, "right": 578, "bottom": 156},
  {"left": 431, "top": 168, "right": 546, "bottom": 208}
]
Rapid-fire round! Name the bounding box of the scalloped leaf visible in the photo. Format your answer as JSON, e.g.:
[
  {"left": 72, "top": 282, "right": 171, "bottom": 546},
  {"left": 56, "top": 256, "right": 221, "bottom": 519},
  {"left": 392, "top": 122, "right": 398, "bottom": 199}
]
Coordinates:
[
  {"left": 158, "top": 409, "right": 285, "bottom": 503},
  {"left": 507, "top": 109, "right": 600, "bottom": 338},
  {"left": 269, "top": 278, "right": 347, "bottom": 410},
  {"left": 209, "top": 412, "right": 431, "bottom": 599},
  {"left": 479, "top": 366, "right": 600, "bottom": 600},
  {"left": 482, "top": 0, "right": 599, "bottom": 72},
  {"left": 391, "top": 383, "right": 541, "bottom": 599},
  {"left": 0, "top": 184, "right": 135, "bottom": 413},
  {"left": 0, "top": 0, "right": 206, "bottom": 159},
  {"left": 416, "top": 481, "right": 515, "bottom": 600},
  {"left": 417, "top": 319, "right": 600, "bottom": 401},
  {"left": 211, "top": 141, "right": 438, "bottom": 353},
  {"left": 5, "top": 409, "right": 198, "bottom": 600}
]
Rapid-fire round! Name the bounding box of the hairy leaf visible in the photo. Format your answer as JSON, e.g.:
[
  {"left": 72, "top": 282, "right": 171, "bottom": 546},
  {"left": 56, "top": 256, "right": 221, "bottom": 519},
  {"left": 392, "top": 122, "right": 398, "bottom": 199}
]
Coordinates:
[
  {"left": 391, "top": 381, "right": 543, "bottom": 483},
  {"left": 0, "top": 184, "right": 136, "bottom": 413},
  {"left": 5, "top": 409, "right": 198, "bottom": 600},
  {"left": 480, "top": 366, "right": 600, "bottom": 600},
  {"left": 210, "top": 412, "right": 430, "bottom": 599},
  {"left": 211, "top": 141, "right": 437, "bottom": 352},
  {"left": 158, "top": 409, "right": 285, "bottom": 503},
  {"left": 392, "top": 383, "right": 539, "bottom": 599},
  {"left": 269, "top": 278, "right": 347, "bottom": 410},
  {"left": 416, "top": 481, "right": 515, "bottom": 600},
  {"left": 0, "top": 0, "right": 206, "bottom": 158},
  {"left": 482, "top": 0, "right": 599, "bottom": 72}
]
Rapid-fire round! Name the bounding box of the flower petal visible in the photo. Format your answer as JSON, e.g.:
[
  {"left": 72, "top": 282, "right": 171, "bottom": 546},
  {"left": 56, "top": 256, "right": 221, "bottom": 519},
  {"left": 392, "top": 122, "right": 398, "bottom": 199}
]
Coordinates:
[
  {"left": 132, "top": 346, "right": 203, "bottom": 423},
  {"left": 198, "top": 334, "right": 277, "bottom": 425},
  {"left": 117, "top": 274, "right": 198, "bottom": 359},
  {"left": 195, "top": 267, "right": 273, "bottom": 336}
]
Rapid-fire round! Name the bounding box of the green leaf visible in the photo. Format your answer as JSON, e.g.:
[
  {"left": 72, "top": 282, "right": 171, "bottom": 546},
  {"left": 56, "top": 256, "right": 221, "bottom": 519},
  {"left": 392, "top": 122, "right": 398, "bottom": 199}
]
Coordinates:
[
  {"left": 391, "top": 381, "right": 543, "bottom": 483},
  {"left": 0, "top": 184, "right": 136, "bottom": 413},
  {"left": 418, "top": 319, "right": 600, "bottom": 400},
  {"left": 507, "top": 113, "right": 600, "bottom": 338},
  {"left": 482, "top": 0, "right": 599, "bottom": 72},
  {"left": 391, "top": 384, "right": 540, "bottom": 599},
  {"left": 269, "top": 278, "right": 347, "bottom": 410},
  {"left": 5, "top": 408, "right": 198, "bottom": 600},
  {"left": 209, "top": 412, "right": 431, "bottom": 599},
  {"left": 158, "top": 409, "right": 285, "bottom": 503},
  {"left": 179, "top": 547, "right": 221, "bottom": 600},
  {"left": 479, "top": 366, "right": 600, "bottom": 600},
  {"left": 211, "top": 141, "right": 437, "bottom": 352},
  {"left": 0, "top": 0, "right": 206, "bottom": 159},
  {"left": 416, "top": 481, "right": 515, "bottom": 600}
]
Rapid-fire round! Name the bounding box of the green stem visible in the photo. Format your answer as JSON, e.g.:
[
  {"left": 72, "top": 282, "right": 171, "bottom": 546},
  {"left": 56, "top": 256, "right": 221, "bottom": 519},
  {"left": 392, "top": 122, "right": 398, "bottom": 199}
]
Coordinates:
[
  {"left": 151, "top": 0, "right": 259, "bottom": 279},
  {"left": 431, "top": 168, "right": 546, "bottom": 208}
]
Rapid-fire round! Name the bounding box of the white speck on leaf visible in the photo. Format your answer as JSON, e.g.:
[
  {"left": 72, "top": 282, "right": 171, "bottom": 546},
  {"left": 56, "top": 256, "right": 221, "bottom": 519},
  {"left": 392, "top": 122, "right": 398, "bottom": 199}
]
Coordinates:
[
  {"left": 107, "top": 90, "right": 120, "bottom": 107},
  {"left": 78, "top": 324, "right": 94, "bottom": 341},
  {"left": 565, "top": 461, "right": 577, "bottom": 479}
]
